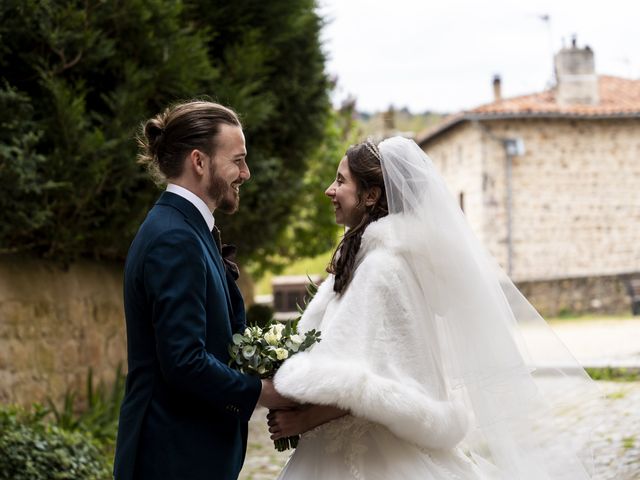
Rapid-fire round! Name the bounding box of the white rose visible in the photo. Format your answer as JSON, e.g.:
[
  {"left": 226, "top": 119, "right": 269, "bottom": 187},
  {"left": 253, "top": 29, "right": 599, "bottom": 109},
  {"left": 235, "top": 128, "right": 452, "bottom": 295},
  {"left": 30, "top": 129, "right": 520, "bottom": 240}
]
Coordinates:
[
  {"left": 275, "top": 348, "right": 289, "bottom": 360},
  {"left": 251, "top": 326, "right": 263, "bottom": 338},
  {"left": 290, "top": 334, "right": 303, "bottom": 345},
  {"left": 264, "top": 331, "right": 279, "bottom": 346},
  {"left": 244, "top": 327, "right": 252, "bottom": 337},
  {"left": 269, "top": 323, "right": 285, "bottom": 341}
]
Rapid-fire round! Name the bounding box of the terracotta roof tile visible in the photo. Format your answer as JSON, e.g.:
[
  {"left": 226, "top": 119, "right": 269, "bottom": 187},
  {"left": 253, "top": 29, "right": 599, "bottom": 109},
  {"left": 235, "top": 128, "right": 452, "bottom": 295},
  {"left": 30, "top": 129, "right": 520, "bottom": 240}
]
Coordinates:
[
  {"left": 418, "top": 75, "right": 640, "bottom": 145},
  {"left": 472, "top": 75, "right": 640, "bottom": 116}
]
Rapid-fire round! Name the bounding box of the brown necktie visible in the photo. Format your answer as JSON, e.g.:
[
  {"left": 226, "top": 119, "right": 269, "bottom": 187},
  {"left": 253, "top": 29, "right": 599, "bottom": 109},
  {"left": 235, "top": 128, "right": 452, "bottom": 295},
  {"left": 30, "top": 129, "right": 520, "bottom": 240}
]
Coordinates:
[{"left": 211, "top": 226, "right": 223, "bottom": 252}]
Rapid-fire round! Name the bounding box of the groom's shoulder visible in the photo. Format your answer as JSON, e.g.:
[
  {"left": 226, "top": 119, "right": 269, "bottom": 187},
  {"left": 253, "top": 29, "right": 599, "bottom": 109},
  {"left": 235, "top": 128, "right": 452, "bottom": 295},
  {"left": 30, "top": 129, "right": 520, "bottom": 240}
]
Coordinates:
[
  {"left": 138, "top": 203, "right": 189, "bottom": 235},
  {"left": 128, "top": 203, "right": 197, "bottom": 258}
]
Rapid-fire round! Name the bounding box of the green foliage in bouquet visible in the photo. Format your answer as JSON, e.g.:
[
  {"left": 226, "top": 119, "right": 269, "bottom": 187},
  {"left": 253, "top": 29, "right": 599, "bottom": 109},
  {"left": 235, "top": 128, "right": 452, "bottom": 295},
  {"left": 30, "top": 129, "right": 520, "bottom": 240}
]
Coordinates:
[
  {"left": 230, "top": 275, "right": 322, "bottom": 376},
  {"left": 230, "top": 276, "right": 322, "bottom": 450},
  {"left": 229, "top": 320, "right": 321, "bottom": 379},
  {"left": 229, "top": 319, "right": 321, "bottom": 451},
  {"left": 297, "top": 275, "right": 320, "bottom": 315},
  {"left": 0, "top": 405, "right": 111, "bottom": 480}
]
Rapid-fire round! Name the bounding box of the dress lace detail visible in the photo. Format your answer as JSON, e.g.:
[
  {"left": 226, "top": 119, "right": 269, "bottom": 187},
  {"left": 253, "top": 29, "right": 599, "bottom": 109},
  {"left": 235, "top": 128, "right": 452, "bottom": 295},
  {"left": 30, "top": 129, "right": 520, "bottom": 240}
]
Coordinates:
[
  {"left": 418, "top": 447, "right": 466, "bottom": 480},
  {"left": 303, "top": 415, "right": 372, "bottom": 480}
]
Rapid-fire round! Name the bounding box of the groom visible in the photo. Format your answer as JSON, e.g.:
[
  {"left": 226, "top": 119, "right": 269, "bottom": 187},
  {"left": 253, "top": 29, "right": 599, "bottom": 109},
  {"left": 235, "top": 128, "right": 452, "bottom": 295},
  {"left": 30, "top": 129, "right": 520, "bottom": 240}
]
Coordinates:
[{"left": 114, "top": 101, "right": 292, "bottom": 480}]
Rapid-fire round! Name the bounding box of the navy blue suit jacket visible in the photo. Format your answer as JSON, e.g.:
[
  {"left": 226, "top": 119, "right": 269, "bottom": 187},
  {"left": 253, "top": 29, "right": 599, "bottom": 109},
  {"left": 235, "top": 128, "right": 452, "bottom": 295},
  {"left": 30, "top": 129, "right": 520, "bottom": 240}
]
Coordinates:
[{"left": 114, "top": 192, "right": 262, "bottom": 480}]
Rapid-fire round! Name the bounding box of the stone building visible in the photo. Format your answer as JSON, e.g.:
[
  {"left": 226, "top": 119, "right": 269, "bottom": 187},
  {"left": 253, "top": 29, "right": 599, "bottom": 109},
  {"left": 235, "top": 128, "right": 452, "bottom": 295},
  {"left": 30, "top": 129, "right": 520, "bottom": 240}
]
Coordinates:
[
  {"left": 271, "top": 274, "right": 323, "bottom": 320},
  {"left": 417, "top": 42, "right": 640, "bottom": 315}
]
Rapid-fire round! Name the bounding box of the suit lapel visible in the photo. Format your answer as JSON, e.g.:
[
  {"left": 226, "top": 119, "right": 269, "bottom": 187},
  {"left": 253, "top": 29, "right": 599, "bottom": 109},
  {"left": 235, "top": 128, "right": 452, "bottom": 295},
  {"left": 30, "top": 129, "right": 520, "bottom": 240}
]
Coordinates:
[
  {"left": 157, "top": 192, "right": 236, "bottom": 317},
  {"left": 188, "top": 218, "right": 235, "bottom": 314}
]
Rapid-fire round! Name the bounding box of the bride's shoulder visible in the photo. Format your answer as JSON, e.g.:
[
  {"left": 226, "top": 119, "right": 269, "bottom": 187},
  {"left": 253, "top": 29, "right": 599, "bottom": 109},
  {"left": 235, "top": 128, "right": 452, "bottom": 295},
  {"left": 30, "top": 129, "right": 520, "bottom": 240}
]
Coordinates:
[
  {"left": 356, "top": 248, "right": 407, "bottom": 284},
  {"left": 359, "top": 247, "right": 400, "bottom": 267}
]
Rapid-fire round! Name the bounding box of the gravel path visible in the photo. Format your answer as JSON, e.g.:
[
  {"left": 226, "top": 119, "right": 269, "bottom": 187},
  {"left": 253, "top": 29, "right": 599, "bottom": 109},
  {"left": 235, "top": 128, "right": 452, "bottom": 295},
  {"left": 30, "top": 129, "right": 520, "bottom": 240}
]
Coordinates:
[
  {"left": 240, "top": 408, "right": 290, "bottom": 480},
  {"left": 588, "top": 381, "right": 640, "bottom": 479},
  {"left": 548, "top": 318, "right": 640, "bottom": 368},
  {"left": 240, "top": 381, "right": 640, "bottom": 480}
]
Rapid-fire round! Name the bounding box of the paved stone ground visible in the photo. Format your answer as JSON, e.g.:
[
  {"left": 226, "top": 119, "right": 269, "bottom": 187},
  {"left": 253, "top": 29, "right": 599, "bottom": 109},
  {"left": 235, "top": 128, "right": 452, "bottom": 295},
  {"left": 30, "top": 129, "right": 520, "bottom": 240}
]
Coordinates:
[
  {"left": 239, "top": 407, "right": 290, "bottom": 480},
  {"left": 586, "top": 381, "right": 640, "bottom": 480},
  {"left": 240, "top": 381, "right": 640, "bottom": 480},
  {"left": 548, "top": 318, "right": 640, "bottom": 368}
]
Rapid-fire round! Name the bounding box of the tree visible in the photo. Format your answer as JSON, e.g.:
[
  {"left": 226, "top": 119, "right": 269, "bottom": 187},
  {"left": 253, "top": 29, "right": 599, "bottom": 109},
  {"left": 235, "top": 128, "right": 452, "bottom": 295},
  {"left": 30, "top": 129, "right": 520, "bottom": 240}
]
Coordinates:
[
  {"left": 185, "top": 0, "right": 337, "bottom": 272},
  {"left": 0, "top": 0, "right": 217, "bottom": 260},
  {"left": 256, "top": 102, "right": 362, "bottom": 276},
  {"left": 0, "top": 0, "right": 343, "bottom": 272}
]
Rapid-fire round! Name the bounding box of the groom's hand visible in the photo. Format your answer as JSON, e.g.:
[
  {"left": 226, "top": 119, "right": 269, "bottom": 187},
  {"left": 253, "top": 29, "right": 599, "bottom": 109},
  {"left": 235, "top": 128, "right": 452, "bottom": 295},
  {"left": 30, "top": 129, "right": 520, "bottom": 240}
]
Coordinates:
[{"left": 258, "top": 379, "right": 297, "bottom": 410}]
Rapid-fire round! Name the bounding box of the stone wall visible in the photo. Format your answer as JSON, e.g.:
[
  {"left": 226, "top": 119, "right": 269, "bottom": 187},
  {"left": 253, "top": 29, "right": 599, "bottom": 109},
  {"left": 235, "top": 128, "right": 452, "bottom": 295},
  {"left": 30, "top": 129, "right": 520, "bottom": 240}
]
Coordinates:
[
  {"left": 423, "top": 121, "right": 513, "bottom": 269},
  {"left": 0, "top": 255, "right": 256, "bottom": 407},
  {"left": 0, "top": 256, "right": 126, "bottom": 406},
  {"left": 483, "top": 118, "right": 640, "bottom": 282},
  {"left": 422, "top": 122, "right": 488, "bottom": 245},
  {"left": 517, "top": 272, "right": 638, "bottom": 317}
]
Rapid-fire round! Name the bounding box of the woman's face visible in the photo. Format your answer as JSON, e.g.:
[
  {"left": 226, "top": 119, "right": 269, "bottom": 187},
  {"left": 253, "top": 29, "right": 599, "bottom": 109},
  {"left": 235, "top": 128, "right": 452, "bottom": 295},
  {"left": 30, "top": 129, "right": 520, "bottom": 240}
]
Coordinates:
[{"left": 325, "top": 156, "right": 364, "bottom": 228}]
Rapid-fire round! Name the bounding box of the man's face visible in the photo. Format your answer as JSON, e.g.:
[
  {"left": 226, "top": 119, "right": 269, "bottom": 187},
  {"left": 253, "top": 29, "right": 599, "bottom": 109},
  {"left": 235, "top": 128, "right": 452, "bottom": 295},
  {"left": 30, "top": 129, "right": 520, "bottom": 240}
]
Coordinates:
[{"left": 206, "top": 124, "right": 249, "bottom": 214}]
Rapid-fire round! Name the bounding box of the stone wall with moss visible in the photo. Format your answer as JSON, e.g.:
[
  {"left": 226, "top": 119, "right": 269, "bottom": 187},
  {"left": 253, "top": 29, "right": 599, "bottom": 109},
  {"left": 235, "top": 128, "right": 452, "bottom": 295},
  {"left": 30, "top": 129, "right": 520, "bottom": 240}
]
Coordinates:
[
  {"left": 0, "top": 255, "right": 257, "bottom": 406},
  {"left": 516, "top": 272, "right": 637, "bottom": 317},
  {"left": 0, "top": 256, "right": 126, "bottom": 406}
]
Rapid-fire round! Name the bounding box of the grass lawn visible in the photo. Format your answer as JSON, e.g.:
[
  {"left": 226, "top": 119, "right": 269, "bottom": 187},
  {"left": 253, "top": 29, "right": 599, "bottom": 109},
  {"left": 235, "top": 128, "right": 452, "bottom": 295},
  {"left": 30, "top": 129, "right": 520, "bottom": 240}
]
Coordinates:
[
  {"left": 254, "top": 250, "right": 333, "bottom": 296},
  {"left": 547, "top": 313, "right": 637, "bottom": 323}
]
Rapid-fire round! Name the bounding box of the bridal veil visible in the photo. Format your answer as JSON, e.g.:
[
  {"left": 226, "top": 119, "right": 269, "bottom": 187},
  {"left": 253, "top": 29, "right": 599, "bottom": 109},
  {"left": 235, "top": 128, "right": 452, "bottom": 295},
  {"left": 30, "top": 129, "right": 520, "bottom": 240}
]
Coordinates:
[{"left": 378, "top": 136, "right": 599, "bottom": 479}]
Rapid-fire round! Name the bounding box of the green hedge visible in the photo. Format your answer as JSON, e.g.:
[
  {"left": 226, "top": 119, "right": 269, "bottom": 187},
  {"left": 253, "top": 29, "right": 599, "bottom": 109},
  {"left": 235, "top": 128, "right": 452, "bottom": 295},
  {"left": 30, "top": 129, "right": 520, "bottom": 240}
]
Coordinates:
[
  {"left": 0, "top": 0, "right": 338, "bottom": 272},
  {"left": 0, "top": 406, "right": 111, "bottom": 480}
]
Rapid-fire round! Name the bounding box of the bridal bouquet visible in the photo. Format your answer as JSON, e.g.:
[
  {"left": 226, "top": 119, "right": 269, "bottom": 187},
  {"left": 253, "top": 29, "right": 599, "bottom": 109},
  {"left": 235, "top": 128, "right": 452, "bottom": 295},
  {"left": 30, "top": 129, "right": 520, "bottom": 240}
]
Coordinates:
[{"left": 228, "top": 319, "right": 321, "bottom": 450}]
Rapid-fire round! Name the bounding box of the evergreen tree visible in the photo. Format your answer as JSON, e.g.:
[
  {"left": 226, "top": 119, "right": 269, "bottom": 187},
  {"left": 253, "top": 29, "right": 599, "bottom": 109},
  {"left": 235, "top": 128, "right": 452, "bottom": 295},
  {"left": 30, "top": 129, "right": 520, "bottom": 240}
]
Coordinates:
[
  {"left": 185, "top": 0, "right": 336, "bottom": 271},
  {"left": 0, "top": 0, "right": 342, "bottom": 270},
  {"left": 0, "top": 0, "right": 217, "bottom": 260}
]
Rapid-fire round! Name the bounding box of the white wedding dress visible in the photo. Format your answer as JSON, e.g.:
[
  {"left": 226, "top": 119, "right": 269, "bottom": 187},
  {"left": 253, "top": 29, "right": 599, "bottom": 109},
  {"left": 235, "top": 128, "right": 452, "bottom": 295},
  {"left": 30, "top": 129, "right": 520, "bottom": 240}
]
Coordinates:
[
  {"left": 274, "top": 137, "right": 596, "bottom": 480},
  {"left": 275, "top": 218, "right": 492, "bottom": 479},
  {"left": 280, "top": 416, "right": 489, "bottom": 480}
]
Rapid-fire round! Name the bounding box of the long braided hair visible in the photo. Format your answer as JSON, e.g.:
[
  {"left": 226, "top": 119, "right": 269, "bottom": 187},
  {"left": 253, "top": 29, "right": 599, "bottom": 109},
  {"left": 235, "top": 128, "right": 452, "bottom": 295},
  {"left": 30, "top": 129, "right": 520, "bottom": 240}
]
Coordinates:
[{"left": 327, "top": 140, "right": 388, "bottom": 294}]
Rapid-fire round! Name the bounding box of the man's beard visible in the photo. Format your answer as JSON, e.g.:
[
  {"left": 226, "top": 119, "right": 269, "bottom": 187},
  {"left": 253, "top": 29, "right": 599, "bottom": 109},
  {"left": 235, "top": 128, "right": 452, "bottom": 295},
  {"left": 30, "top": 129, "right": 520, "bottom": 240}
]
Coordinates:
[{"left": 208, "top": 164, "right": 239, "bottom": 214}]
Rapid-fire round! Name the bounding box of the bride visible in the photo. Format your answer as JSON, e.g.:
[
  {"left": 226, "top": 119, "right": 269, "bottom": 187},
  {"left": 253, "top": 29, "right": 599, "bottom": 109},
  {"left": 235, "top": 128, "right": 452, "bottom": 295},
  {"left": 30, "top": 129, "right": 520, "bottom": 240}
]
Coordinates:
[{"left": 269, "top": 137, "right": 597, "bottom": 479}]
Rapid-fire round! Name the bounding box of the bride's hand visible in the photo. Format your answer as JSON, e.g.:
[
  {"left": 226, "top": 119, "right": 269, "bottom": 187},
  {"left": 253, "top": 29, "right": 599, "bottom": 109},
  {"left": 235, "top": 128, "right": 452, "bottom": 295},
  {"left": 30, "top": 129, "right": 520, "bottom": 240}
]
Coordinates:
[
  {"left": 267, "top": 407, "right": 311, "bottom": 439},
  {"left": 267, "top": 405, "right": 348, "bottom": 439}
]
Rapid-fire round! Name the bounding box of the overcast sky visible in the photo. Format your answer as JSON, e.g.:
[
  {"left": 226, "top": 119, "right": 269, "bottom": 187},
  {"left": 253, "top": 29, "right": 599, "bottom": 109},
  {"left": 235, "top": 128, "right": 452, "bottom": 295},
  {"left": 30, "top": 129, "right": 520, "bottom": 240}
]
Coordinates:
[{"left": 317, "top": 0, "right": 640, "bottom": 113}]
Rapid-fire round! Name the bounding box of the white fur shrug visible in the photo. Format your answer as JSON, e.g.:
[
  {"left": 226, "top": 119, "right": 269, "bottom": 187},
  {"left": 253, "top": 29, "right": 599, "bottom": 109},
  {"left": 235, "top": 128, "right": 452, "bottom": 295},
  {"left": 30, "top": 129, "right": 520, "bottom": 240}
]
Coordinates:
[{"left": 274, "top": 217, "right": 469, "bottom": 450}]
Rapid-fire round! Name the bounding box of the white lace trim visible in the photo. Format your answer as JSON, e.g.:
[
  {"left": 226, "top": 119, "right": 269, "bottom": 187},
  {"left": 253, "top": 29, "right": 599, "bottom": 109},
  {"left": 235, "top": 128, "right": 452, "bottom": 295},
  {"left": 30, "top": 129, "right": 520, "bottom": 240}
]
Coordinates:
[{"left": 303, "top": 415, "right": 372, "bottom": 480}]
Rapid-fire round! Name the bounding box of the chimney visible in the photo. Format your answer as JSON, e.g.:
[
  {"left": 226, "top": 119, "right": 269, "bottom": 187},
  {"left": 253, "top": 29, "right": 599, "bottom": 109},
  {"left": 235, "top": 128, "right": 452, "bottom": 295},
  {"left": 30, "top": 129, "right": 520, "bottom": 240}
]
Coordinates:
[
  {"left": 554, "top": 36, "right": 599, "bottom": 105},
  {"left": 492, "top": 74, "right": 502, "bottom": 102}
]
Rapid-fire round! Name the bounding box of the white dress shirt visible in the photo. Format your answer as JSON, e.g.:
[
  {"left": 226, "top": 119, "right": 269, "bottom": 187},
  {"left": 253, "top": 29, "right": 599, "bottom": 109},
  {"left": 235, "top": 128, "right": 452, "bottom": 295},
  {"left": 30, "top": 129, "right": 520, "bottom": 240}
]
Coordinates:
[{"left": 166, "top": 184, "right": 215, "bottom": 231}]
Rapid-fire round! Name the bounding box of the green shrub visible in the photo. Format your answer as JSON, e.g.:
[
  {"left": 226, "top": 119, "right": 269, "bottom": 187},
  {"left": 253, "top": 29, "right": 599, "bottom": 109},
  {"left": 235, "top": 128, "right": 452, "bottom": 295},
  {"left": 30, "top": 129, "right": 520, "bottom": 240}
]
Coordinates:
[
  {"left": 0, "top": 405, "right": 111, "bottom": 480},
  {"left": 47, "top": 366, "right": 124, "bottom": 453}
]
